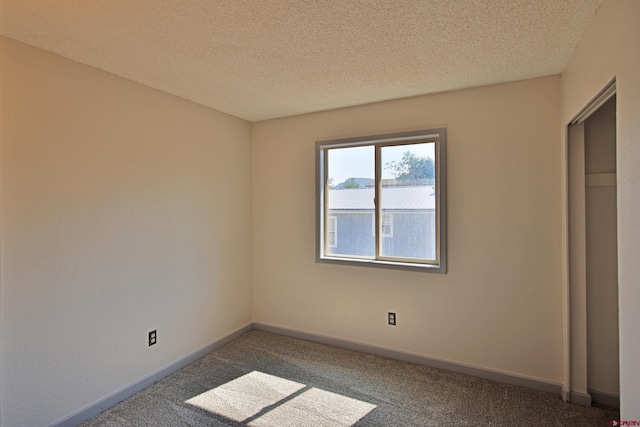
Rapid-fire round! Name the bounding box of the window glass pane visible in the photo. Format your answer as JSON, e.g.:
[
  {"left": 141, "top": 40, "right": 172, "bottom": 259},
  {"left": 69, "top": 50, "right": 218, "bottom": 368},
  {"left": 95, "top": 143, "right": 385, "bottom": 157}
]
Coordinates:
[
  {"left": 327, "top": 146, "right": 375, "bottom": 258},
  {"left": 380, "top": 143, "right": 436, "bottom": 260}
]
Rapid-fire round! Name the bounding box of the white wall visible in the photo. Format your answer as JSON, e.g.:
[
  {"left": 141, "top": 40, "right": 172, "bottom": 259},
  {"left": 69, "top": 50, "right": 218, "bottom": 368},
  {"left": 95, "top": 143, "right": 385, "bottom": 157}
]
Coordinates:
[
  {"left": 0, "top": 37, "right": 253, "bottom": 426},
  {"left": 560, "top": 0, "right": 640, "bottom": 417},
  {"left": 252, "top": 76, "right": 564, "bottom": 384}
]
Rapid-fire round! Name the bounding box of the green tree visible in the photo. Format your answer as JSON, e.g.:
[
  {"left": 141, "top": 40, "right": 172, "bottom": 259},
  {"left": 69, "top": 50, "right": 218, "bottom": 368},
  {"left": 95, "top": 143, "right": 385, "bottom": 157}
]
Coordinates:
[
  {"left": 385, "top": 151, "right": 434, "bottom": 183},
  {"left": 343, "top": 178, "right": 360, "bottom": 188}
]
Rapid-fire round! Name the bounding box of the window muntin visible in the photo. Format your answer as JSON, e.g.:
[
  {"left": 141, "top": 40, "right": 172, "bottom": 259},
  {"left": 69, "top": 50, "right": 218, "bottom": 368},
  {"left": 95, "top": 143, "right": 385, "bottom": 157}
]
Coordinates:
[{"left": 317, "top": 129, "right": 446, "bottom": 273}]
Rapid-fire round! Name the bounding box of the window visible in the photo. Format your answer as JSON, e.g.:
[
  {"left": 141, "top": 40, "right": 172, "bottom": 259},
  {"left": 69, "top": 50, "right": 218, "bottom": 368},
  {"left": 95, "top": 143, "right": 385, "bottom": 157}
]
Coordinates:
[
  {"left": 328, "top": 216, "right": 337, "bottom": 248},
  {"left": 372, "top": 213, "right": 393, "bottom": 237},
  {"left": 381, "top": 213, "right": 393, "bottom": 238},
  {"left": 316, "top": 129, "right": 446, "bottom": 272}
]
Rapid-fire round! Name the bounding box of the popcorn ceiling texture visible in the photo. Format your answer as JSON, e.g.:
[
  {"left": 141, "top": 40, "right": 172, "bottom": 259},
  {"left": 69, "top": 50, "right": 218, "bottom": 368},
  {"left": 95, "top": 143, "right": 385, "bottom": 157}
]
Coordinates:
[{"left": 0, "top": 0, "right": 602, "bottom": 121}]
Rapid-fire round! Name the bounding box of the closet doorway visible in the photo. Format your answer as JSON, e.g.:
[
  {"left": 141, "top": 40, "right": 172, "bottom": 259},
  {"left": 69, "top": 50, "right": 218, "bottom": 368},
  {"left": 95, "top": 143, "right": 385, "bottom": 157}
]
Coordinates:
[{"left": 568, "top": 82, "right": 619, "bottom": 408}]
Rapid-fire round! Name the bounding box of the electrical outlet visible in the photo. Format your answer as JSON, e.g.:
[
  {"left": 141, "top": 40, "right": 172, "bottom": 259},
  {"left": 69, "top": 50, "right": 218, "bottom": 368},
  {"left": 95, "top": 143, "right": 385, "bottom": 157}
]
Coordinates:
[
  {"left": 149, "top": 330, "right": 157, "bottom": 346},
  {"left": 388, "top": 312, "right": 396, "bottom": 326}
]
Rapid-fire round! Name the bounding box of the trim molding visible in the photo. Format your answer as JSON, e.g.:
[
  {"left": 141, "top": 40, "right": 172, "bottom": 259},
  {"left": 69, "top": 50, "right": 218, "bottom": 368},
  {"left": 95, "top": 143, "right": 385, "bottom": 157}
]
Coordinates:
[
  {"left": 253, "top": 322, "right": 564, "bottom": 397},
  {"left": 53, "top": 322, "right": 578, "bottom": 426},
  {"left": 569, "top": 390, "right": 593, "bottom": 407},
  {"left": 585, "top": 172, "right": 616, "bottom": 187},
  {"left": 51, "top": 323, "right": 253, "bottom": 427},
  {"left": 570, "top": 78, "right": 616, "bottom": 125},
  {"left": 589, "top": 389, "right": 620, "bottom": 408}
]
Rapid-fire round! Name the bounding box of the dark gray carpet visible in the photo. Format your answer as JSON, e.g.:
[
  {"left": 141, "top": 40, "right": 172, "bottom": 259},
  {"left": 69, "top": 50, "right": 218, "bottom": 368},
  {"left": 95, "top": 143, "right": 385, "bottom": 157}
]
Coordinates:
[{"left": 81, "top": 330, "right": 619, "bottom": 426}]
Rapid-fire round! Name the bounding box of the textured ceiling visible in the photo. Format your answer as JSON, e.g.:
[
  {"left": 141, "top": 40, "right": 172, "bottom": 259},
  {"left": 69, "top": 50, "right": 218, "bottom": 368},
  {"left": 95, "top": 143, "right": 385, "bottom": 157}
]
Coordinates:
[{"left": 0, "top": 0, "right": 602, "bottom": 121}]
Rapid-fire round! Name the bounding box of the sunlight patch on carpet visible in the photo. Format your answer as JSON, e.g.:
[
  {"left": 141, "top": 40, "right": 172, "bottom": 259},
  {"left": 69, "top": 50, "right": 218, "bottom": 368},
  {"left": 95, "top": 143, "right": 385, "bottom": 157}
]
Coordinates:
[
  {"left": 185, "top": 371, "right": 376, "bottom": 426},
  {"left": 249, "top": 387, "right": 376, "bottom": 427},
  {"left": 185, "top": 371, "right": 305, "bottom": 421}
]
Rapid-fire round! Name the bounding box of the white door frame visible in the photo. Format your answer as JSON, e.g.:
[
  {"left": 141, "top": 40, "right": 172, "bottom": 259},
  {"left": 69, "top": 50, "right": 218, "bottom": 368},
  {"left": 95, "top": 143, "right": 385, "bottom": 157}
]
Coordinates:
[{"left": 564, "top": 79, "right": 616, "bottom": 406}]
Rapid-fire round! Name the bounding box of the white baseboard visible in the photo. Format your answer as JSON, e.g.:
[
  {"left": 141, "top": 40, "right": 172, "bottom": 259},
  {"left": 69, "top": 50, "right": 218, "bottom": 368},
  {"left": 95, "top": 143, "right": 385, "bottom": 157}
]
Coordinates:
[
  {"left": 52, "top": 322, "right": 580, "bottom": 426},
  {"left": 569, "top": 390, "right": 592, "bottom": 407},
  {"left": 589, "top": 389, "right": 620, "bottom": 408},
  {"left": 253, "top": 322, "right": 564, "bottom": 397},
  {"left": 51, "top": 323, "right": 253, "bottom": 427}
]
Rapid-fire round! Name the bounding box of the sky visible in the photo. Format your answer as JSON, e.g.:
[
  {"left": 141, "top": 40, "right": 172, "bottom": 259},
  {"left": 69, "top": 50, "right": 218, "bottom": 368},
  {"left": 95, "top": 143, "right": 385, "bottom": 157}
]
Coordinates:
[{"left": 327, "top": 142, "right": 434, "bottom": 185}]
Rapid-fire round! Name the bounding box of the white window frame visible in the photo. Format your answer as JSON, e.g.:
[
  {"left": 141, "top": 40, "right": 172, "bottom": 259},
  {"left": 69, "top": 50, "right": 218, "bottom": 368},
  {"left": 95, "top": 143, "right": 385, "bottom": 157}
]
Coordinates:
[{"left": 316, "top": 128, "right": 447, "bottom": 273}]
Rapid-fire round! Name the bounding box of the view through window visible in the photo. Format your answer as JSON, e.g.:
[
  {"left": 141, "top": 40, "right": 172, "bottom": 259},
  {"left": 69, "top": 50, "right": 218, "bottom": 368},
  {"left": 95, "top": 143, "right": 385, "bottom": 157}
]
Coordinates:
[{"left": 317, "top": 129, "right": 446, "bottom": 272}]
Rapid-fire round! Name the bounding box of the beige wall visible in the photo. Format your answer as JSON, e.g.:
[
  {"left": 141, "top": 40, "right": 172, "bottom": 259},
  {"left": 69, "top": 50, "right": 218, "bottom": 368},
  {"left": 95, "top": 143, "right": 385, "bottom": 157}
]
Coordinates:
[
  {"left": 561, "top": 0, "right": 640, "bottom": 417},
  {"left": 252, "top": 76, "right": 564, "bottom": 384},
  {"left": 0, "top": 37, "right": 253, "bottom": 426},
  {"left": 2, "top": 1, "right": 637, "bottom": 423}
]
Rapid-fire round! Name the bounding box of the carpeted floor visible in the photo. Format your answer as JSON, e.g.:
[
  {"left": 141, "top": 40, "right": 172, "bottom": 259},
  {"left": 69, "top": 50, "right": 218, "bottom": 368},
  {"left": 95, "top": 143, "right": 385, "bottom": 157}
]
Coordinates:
[{"left": 81, "top": 330, "right": 619, "bottom": 426}]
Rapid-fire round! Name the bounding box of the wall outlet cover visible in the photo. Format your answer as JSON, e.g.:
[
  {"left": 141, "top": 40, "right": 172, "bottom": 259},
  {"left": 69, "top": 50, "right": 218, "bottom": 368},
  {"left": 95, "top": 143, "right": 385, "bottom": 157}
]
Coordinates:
[
  {"left": 149, "top": 330, "right": 157, "bottom": 346},
  {"left": 388, "top": 312, "right": 396, "bottom": 325}
]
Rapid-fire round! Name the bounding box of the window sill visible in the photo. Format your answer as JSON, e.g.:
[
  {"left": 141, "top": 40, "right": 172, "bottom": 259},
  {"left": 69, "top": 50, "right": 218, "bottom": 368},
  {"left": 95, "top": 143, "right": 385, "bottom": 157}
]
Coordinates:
[{"left": 317, "top": 255, "right": 446, "bottom": 274}]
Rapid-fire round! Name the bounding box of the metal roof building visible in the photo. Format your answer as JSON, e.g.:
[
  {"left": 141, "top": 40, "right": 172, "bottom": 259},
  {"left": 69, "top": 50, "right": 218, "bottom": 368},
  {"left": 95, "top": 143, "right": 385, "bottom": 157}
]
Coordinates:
[{"left": 328, "top": 186, "right": 435, "bottom": 210}]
